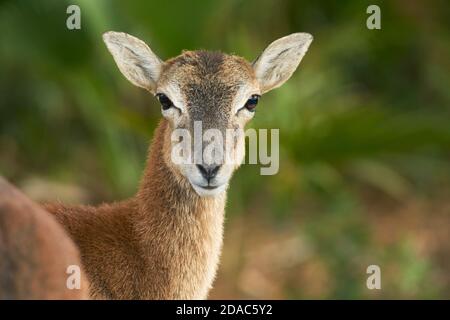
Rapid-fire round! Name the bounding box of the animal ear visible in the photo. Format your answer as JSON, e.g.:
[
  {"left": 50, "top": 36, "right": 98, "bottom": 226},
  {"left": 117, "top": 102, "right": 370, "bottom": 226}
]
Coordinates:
[
  {"left": 103, "top": 31, "right": 163, "bottom": 93},
  {"left": 252, "top": 33, "right": 313, "bottom": 94}
]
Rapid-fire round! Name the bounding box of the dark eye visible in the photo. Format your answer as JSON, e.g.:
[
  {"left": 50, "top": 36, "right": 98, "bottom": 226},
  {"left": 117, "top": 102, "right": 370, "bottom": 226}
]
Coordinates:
[
  {"left": 156, "top": 93, "right": 174, "bottom": 110},
  {"left": 244, "top": 95, "right": 260, "bottom": 112}
]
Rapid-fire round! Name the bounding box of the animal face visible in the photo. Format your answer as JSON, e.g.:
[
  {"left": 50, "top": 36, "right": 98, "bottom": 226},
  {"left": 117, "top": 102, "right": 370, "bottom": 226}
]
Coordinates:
[{"left": 103, "top": 31, "right": 312, "bottom": 196}]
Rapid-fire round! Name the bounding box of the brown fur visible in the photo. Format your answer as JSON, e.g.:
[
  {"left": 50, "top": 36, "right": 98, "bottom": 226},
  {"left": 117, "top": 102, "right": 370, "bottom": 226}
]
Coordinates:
[
  {"left": 0, "top": 178, "right": 88, "bottom": 299},
  {"left": 44, "top": 120, "right": 226, "bottom": 299}
]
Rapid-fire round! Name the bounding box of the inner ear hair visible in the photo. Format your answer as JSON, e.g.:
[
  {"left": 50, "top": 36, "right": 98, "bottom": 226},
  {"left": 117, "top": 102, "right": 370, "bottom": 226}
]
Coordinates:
[
  {"left": 252, "top": 33, "right": 313, "bottom": 94},
  {"left": 103, "top": 31, "right": 163, "bottom": 93}
]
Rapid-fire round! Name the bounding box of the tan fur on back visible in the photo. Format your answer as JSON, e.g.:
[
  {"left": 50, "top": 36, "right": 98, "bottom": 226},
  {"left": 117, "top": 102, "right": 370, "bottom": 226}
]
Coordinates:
[{"left": 0, "top": 178, "right": 88, "bottom": 299}]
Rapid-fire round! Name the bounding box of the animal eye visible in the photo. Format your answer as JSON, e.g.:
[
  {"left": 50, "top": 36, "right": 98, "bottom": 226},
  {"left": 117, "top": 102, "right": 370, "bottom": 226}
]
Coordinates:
[
  {"left": 156, "top": 93, "right": 174, "bottom": 110},
  {"left": 244, "top": 95, "right": 260, "bottom": 112}
]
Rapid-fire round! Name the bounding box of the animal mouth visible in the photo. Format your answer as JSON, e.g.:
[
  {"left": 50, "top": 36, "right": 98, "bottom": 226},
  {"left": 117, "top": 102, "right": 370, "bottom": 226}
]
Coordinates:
[
  {"left": 198, "top": 184, "right": 218, "bottom": 190},
  {"left": 189, "top": 180, "right": 227, "bottom": 196}
]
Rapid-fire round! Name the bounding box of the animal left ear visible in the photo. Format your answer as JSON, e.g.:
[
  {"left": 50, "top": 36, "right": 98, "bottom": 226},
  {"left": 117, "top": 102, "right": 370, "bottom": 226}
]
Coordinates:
[
  {"left": 252, "top": 33, "right": 313, "bottom": 94},
  {"left": 103, "top": 31, "right": 163, "bottom": 94}
]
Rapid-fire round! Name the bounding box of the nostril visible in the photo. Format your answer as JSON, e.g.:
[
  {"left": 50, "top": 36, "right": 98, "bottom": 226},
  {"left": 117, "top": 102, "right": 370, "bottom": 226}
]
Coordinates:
[
  {"left": 196, "top": 164, "right": 208, "bottom": 178},
  {"left": 210, "top": 165, "right": 220, "bottom": 178},
  {"left": 196, "top": 164, "right": 221, "bottom": 181}
]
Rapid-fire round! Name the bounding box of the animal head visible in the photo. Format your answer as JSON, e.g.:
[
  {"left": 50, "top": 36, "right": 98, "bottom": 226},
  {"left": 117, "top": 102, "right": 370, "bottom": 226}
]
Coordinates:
[{"left": 103, "top": 31, "right": 312, "bottom": 197}]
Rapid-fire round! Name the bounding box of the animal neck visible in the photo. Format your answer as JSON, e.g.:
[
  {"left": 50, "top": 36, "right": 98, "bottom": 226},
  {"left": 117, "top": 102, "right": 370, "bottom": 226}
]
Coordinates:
[{"left": 133, "top": 119, "right": 226, "bottom": 299}]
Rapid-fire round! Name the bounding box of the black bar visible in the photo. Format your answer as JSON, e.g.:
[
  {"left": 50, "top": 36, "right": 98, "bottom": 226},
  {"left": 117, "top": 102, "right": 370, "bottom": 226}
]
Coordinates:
[{"left": 0, "top": 300, "right": 446, "bottom": 318}]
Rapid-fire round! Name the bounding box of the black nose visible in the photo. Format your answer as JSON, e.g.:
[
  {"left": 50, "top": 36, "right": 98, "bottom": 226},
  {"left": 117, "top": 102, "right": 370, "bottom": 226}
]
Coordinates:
[{"left": 196, "top": 164, "right": 221, "bottom": 181}]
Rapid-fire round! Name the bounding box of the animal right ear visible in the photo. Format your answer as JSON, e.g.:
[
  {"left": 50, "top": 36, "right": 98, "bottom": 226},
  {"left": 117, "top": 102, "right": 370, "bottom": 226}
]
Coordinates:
[
  {"left": 103, "top": 31, "right": 163, "bottom": 93},
  {"left": 252, "top": 33, "right": 313, "bottom": 94}
]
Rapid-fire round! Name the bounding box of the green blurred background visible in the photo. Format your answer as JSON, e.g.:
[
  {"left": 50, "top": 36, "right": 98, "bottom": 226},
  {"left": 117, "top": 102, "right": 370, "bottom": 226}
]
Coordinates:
[{"left": 0, "top": 0, "right": 449, "bottom": 299}]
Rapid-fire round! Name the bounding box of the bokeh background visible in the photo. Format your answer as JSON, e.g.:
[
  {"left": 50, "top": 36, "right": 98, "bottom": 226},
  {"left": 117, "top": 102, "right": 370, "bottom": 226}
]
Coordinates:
[{"left": 0, "top": 0, "right": 449, "bottom": 299}]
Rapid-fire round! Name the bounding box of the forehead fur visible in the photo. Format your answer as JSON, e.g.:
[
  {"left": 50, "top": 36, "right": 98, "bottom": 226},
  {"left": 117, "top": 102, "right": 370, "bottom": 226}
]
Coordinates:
[{"left": 161, "top": 50, "right": 255, "bottom": 85}]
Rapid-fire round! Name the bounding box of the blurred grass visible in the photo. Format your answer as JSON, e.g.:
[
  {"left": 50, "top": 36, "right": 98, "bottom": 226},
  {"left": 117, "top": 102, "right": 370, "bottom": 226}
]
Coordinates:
[{"left": 0, "top": 0, "right": 449, "bottom": 299}]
